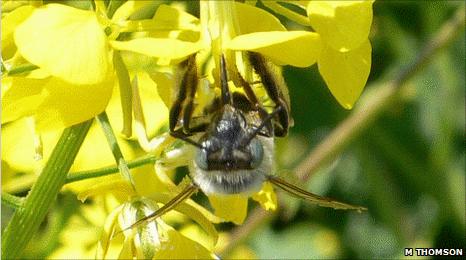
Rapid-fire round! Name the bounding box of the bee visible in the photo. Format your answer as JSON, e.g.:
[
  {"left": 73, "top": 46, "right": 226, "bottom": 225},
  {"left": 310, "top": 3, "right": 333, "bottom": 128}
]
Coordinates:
[{"left": 125, "top": 52, "right": 366, "bottom": 230}]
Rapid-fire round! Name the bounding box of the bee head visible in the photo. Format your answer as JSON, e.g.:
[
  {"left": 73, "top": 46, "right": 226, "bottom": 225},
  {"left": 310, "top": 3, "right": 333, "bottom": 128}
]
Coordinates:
[{"left": 195, "top": 104, "right": 264, "bottom": 171}]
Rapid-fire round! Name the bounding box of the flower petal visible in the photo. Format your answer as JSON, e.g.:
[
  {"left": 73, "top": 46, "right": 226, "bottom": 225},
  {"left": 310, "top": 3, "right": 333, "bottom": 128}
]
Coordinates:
[
  {"left": 110, "top": 38, "right": 202, "bottom": 66},
  {"left": 252, "top": 182, "right": 278, "bottom": 211},
  {"left": 307, "top": 1, "right": 374, "bottom": 52},
  {"left": 120, "top": 4, "right": 200, "bottom": 42},
  {"left": 96, "top": 204, "right": 123, "bottom": 259},
  {"left": 1, "top": 5, "right": 35, "bottom": 60},
  {"left": 1, "top": 76, "right": 45, "bottom": 124},
  {"left": 34, "top": 76, "right": 114, "bottom": 131},
  {"left": 153, "top": 4, "right": 200, "bottom": 32},
  {"left": 77, "top": 180, "right": 134, "bottom": 202},
  {"left": 150, "top": 191, "right": 220, "bottom": 247},
  {"left": 112, "top": 0, "right": 154, "bottom": 22},
  {"left": 208, "top": 195, "right": 248, "bottom": 224},
  {"left": 14, "top": 4, "right": 112, "bottom": 84},
  {"left": 318, "top": 40, "right": 372, "bottom": 109},
  {"left": 234, "top": 2, "right": 286, "bottom": 33},
  {"left": 154, "top": 222, "right": 215, "bottom": 259},
  {"left": 226, "top": 31, "right": 322, "bottom": 67}
]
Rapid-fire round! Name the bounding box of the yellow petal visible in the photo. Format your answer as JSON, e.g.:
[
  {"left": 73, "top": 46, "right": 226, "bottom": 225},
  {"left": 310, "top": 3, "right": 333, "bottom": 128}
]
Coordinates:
[
  {"left": 34, "top": 76, "right": 114, "bottom": 131},
  {"left": 133, "top": 72, "right": 169, "bottom": 136},
  {"left": 110, "top": 38, "right": 202, "bottom": 66},
  {"left": 1, "top": 76, "right": 45, "bottom": 124},
  {"left": 121, "top": 4, "right": 200, "bottom": 42},
  {"left": 148, "top": 71, "right": 173, "bottom": 109},
  {"left": 1, "top": 118, "right": 51, "bottom": 173},
  {"left": 1, "top": 5, "right": 35, "bottom": 60},
  {"left": 252, "top": 182, "right": 278, "bottom": 211},
  {"left": 307, "top": 1, "right": 374, "bottom": 52},
  {"left": 234, "top": 2, "right": 285, "bottom": 34},
  {"left": 150, "top": 192, "right": 219, "bottom": 248},
  {"left": 77, "top": 180, "right": 134, "bottom": 202},
  {"left": 226, "top": 31, "right": 322, "bottom": 67},
  {"left": 118, "top": 237, "right": 135, "bottom": 259},
  {"left": 318, "top": 40, "right": 372, "bottom": 109},
  {"left": 112, "top": 0, "right": 154, "bottom": 21},
  {"left": 153, "top": 4, "right": 200, "bottom": 32},
  {"left": 96, "top": 204, "right": 123, "bottom": 259},
  {"left": 208, "top": 195, "right": 248, "bottom": 224},
  {"left": 14, "top": 4, "right": 112, "bottom": 84},
  {"left": 154, "top": 222, "right": 216, "bottom": 259},
  {"left": 180, "top": 224, "right": 215, "bottom": 251}
]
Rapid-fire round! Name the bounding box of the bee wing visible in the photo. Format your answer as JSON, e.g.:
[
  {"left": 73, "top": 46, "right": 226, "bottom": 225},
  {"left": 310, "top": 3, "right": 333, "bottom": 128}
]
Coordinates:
[{"left": 268, "top": 176, "right": 367, "bottom": 212}]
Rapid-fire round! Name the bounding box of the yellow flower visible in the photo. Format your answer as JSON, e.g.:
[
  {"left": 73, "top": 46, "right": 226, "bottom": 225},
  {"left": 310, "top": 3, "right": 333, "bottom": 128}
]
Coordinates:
[
  {"left": 3, "top": 3, "right": 114, "bottom": 131},
  {"left": 225, "top": 1, "right": 374, "bottom": 109},
  {"left": 307, "top": 1, "right": 374, "bottom": 109},
  {"left": 97, "top": 198, "right": 216, "bottom": 259},
  {"left": 2, "top": 2, "right": 200, "bottom": 132}
]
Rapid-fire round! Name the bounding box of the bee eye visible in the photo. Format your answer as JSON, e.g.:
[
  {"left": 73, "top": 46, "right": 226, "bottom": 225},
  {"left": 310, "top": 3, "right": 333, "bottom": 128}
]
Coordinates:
[
  {"left": 249, "top": 138, "right": 264, "bottom": 168},
  {"left": 195, "top": 148, "right": 209, "bottom": 170}
]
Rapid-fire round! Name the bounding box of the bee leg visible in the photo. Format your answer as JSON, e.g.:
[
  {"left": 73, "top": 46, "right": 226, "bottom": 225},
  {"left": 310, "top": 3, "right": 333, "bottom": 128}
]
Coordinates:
[
  {"left": 181, "top": 55, "right": 199, "bottom": 135},
  {"left": 248, "top": 52, "right": 291, "bottom": 137},
  {"left": 170, "top": 55, "right": 193, "bottom": 132},
  {"left": 232, "top": 65, "right": 274, "bottom": 137},
  {"left": 169, "top": 55, "right": 205, "bottom": 148}
]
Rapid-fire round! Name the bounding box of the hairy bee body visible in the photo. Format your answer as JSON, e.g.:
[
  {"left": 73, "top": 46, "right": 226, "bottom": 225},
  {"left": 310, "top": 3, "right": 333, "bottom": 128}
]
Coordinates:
[
  {"left": 186, "top": 103, "right": 275, "bottom": 195},
  {"left": 190, "top": 135, "right": 274, "bottom": 195}
]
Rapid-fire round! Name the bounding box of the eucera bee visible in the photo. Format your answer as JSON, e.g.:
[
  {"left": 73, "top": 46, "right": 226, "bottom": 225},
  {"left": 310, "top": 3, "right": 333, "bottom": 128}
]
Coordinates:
[{"left": 125, "top": 52, "right": 366, "bottom": 231}]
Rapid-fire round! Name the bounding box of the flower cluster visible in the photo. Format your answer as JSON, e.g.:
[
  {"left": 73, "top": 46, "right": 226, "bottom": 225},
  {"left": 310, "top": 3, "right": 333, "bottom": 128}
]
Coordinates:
[{"left": 2, "top": 1, "right": 373, "bottom": 258}]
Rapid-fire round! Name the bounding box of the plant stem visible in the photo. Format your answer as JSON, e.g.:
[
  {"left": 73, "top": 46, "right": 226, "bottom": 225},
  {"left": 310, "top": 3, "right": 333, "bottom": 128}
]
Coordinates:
[
  {"left": 1, "top": 192, "right": 24, "bottom": 209},
  {"left": 218, "top": 6, "right": 465, "bottom": 257},
  {"left": 96, "top": 112, "right": 135, "bottom": 190},
  {"left": 7, "top": 64, "right": 39, "bottom": 76},
  {"left": 1, "top": 119, "right": 93, "bottom": 259},
  {"left": 65, "top": 154, "right": 157, "bottom": 184}
]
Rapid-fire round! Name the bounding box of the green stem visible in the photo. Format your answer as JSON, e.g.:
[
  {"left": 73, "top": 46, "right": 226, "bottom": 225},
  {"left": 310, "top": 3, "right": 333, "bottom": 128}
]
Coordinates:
[
  {"left": 65, "top": 153, "right": 157, "bottom": 184},
  {"left": 1, "top": 192, "right": 24, "bottom": 209},
  {"left": 96, "top": 112, "right": 135, "bottom": 190},
  {"left": 1, "top": 119, "right": 93, "bottom": 259},
  {"left": 7, "top": 64, "right": 39, "bottom": 76}
]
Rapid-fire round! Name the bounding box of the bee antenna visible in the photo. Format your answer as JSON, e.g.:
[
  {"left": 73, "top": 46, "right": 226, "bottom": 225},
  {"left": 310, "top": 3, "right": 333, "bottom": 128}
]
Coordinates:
[
  {"left": 220, "top": 55, "right": 232, "bottom": 105},
  {"left": 243, "top": 106, "right": 284, "bottom": 145}
]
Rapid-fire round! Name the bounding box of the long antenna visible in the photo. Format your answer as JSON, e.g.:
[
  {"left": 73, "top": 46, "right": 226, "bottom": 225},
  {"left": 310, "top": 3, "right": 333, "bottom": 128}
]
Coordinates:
[
  {"left": 220, "top": 55, "right": 232, "bottom": 105},
  {"left": 268, "top": 176, "right": 367, "bottom": 212},
  {"left": 113, "top": 184, "right": 198, "bottom": 238}
]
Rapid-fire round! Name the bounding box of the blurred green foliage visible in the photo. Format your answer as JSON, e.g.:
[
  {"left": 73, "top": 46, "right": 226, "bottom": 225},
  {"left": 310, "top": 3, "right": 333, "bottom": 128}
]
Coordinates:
[{"left": 255, "top": 1, "right": 465, "bottom": 258}]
